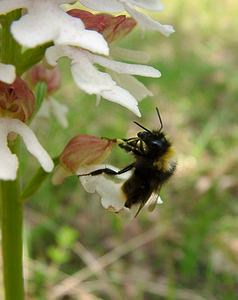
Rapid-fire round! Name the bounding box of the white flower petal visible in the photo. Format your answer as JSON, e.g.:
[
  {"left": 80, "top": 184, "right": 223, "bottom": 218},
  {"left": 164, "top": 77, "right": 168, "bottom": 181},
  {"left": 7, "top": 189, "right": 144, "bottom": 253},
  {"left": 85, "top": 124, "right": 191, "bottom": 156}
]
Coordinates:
[
  {"left": 0, "top": 125, "right": 19, "bottom": 180},
  {"left": 36, "top": 100, "right": 51, "bottom": 119},
  {"left": 80, "top": 0, "right": 172, "bottom": 35},
  {"left": 0, "top": 118, "right": 54, "bottom": 176},
  {"left": 0, "top": 0, "right": 28, "bottom": 14},
  {"left": 0, "top": 63, "right": 16, "bottom": 84},
  {"left": 47, "top": 46, "right": 160, "bottom": 116},
  {"left": 10, "top": 0, "right": 108, "bottom": 54},
  {"left": 130, "top": 0, "right": 164, "bottom": 11},
  {"left": 101, "top": 86, "right": 141, "bottom": 116},
  {"left": 71, "top": 51, "right": 116, "bottom": 93},
  {"left": 80, "top": 0, "right": 164, "bottom": 12},
  {"left": 97, "top": 179, "right": 125, "bottom": 212},
  {"left": 89, "top": 53, "right": 161, "bottom": 77},
  {"left": 125, "top": 4, "right": 175, "bottom": 36},
  {"left": 0, "top": 0, "right": 77, "bottom": 14},
  {"left": 110, "top": 47, "right": 150, "bottom": 64},
  {"left": 55, "top": 14, "right": 109, "bottom": 54},
  {"left": 109, "top": 72, "right": 153, "bottom": 101},
  {"left": 78, "top": 164, "right": 129, "bottom": 212},
  {"left": 79, "top": 0, "right": 123, "bottom": 12},
  {"left": 14, "top": 124, "right": 54, "bottom": 172},
  {"left": 45, "top": 45, "right": 66, "bottom": 66},
  {"left": 70, "top": 50, "right": 141, "bottom": 116}
]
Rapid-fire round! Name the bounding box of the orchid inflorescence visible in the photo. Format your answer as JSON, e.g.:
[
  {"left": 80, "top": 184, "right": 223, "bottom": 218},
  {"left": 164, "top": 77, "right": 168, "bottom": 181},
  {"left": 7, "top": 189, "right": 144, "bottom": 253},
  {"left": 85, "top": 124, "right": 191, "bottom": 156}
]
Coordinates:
[{"left": 0, "top": 0, "right": 174, "bottom": 215}]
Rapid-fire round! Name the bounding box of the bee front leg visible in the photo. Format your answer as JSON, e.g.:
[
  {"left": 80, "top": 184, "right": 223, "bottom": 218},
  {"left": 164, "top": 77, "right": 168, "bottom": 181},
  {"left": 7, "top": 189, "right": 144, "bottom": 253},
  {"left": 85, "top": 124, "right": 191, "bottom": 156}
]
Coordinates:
[
  {"left": 79, "top": 163, "right": 135, "bottom": 177},
  {"left": 118, "top": 142, "right": 144, "bottom": 156}
]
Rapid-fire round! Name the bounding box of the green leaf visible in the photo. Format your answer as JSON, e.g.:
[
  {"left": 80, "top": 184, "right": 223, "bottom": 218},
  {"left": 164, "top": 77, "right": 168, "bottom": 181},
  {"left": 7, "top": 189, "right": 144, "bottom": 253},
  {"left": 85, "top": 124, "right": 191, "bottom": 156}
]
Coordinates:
[
  {"left": 20, "top": 166, "right": 50, "bottom": 201},
  {"left": 28, "top": 81, "right": 47, "bottom": 123},
  {"left": 20, "top": 157, "right": 59, "bottom": 201},
  {"left": 17, "top": 42, "right": 52, "bottom": 75},
  {"left": 35, "top": 82, "right": 47, "bottom": 114}
]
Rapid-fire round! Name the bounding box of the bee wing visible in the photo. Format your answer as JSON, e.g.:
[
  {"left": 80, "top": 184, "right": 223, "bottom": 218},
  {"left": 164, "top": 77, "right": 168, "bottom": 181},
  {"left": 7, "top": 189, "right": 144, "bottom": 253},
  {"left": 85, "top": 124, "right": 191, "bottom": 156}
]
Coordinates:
[
  {"left": 134, "top": 185, "right": 163, "bottom": 217},
  {"left": 134, "top": 201, "right": 146, "bottom": 218},
  {"left": 147, "top": 193, "right": 163, "bottom": 212},
  {"left": 146, "top": 185, "right": 163, "bottom": 212}
]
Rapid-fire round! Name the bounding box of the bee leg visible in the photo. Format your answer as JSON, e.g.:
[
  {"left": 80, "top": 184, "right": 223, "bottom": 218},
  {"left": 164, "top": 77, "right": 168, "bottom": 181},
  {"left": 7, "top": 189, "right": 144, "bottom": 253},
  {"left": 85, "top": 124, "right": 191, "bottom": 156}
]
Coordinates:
[
  {"left": 102, "top": 137, "right": 143, "bottom": 155},
  {"left": 118, "top": 143, "right": 143, "bottom": 155},
  {"left": 79, "top": 163, "right": 135, "bottom": 177}
]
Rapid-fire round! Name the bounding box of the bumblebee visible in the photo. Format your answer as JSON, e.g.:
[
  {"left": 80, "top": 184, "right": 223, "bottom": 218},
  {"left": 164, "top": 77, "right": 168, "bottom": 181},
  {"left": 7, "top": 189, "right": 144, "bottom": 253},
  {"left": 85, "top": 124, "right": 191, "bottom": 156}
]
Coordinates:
[{"left": 81, "top": 108, "right": 176, "bottom": 216}]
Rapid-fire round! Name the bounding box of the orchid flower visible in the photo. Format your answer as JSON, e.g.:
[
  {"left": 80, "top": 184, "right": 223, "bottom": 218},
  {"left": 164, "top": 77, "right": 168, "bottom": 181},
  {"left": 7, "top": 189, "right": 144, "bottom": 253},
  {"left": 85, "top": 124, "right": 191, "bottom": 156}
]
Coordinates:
[
  {"left": 56, "top": 134, "right": 162, "bottom": 218},
  {"left": 46, "top": 45, "right": 160, "bottom": 116},
  {"left": 0, "top": 78, "right": 54, "bottom": 180},
  {"left": 79, "top": 0, "right": 175, "bottom": 36},
  {"left": 46, "top": 9, "right": 159, "bottom": 115},
  {"left": 27, "top": 64, "right": 69, "bottom": 128},
  {"left": 0, "top": 0, "right": 109, "bottom": 55}
]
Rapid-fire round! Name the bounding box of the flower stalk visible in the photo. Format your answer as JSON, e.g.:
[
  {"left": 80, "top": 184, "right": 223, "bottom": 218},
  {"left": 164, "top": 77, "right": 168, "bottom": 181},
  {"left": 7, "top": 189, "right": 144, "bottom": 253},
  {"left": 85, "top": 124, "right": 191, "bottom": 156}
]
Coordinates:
[
  {"left": 0, "top": 10, "right": 24, "bottom": 300},
  {"left": 0, "top": 141, "right": 24, "bottom": 300}
]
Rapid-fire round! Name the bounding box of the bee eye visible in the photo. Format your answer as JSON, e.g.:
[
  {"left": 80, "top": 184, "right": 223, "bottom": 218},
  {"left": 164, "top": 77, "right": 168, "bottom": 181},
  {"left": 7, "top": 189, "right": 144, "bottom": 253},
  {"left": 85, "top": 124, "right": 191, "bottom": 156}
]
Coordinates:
[
  {"left": 137, "top": 131, "right": 146, "bottom": 139},
  {"left": 151, "top": 140, "right": 162, "bottom": 147}
]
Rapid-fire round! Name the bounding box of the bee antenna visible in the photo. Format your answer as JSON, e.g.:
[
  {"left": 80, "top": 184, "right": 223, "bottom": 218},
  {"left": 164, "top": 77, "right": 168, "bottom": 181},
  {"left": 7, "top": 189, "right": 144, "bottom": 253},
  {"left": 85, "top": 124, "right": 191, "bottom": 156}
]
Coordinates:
[
  {"left": 156, "top": 107, "right": 163, "bottom": 132},
  {"left": 133, "top": 121, "right": 152, "bottom": 133}
]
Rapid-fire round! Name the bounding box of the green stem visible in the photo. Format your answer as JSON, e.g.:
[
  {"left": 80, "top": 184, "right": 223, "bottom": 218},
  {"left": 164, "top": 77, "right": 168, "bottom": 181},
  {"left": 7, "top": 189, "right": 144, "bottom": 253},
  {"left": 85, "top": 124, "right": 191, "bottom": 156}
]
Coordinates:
[
  {"left": 1, "top": 177, "right": 24, "bottom": 300},
  {"left": 1, "top": 10, "right": 21, "bottom": 66},
  {"left": 0, "top": 10, "right": 25, "bottom": 300},
  {"left": 18, "top": 42, "right": 53, "bottom": 75}
]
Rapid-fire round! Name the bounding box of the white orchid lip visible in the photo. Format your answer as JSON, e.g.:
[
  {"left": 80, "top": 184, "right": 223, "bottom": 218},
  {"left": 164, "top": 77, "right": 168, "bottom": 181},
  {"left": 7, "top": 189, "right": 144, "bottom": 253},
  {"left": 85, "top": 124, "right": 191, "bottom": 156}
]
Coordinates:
[
  {"left": 0, "top": 118, "right": 54, "bottom": 180},
  {"left": 0, "top": 0, "right": 109, "bottom": 55},
  {"left": 0, "top": 63, "right": 16, "bottom": 84},
  {"left": 78, "top": 164, "right": 129, "bottom": 212}
]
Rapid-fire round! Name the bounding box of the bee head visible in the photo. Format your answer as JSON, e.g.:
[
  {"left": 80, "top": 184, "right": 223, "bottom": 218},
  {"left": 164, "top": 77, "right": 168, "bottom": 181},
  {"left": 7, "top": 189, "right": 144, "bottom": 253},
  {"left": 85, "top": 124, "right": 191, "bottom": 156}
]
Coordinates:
[
  {"left": 134, "top": 108, "right": 170, "bottom": 155},
  {"left": 137, "top": 130, "right": 169, "bottom": 155}
]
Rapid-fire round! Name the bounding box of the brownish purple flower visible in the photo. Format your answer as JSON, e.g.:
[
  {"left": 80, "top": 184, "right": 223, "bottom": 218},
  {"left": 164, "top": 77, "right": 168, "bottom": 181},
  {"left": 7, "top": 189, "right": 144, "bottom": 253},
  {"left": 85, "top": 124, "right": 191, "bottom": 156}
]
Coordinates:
[
  {"left": 60, "top": 134, "right": 116, "bottom": 173},
  {"left": 68, "top": 9, "right": 137, "bottom": 43},
  {"left": 0, "top": 77, "right": 35, "bottom": 122},
  {"left": 27, "top": 63, "right": 61, "bottom": 93}
]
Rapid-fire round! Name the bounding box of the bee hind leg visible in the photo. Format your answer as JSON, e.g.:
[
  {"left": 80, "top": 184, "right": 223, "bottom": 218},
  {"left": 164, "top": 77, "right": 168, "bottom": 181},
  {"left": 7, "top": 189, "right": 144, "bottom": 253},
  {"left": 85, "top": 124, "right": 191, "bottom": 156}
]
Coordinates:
[{"left": 79, "top": 163, "right": 135, "bottom": 177}]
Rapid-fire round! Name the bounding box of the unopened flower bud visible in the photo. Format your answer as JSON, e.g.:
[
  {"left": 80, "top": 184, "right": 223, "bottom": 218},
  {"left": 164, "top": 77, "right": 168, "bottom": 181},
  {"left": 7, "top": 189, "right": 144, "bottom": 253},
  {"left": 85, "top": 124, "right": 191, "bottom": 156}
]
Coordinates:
[
  {"left": 27, "top": 63, "right": 61, "bottom": 93},
  {"left": 0, "top": 77, "right": 35, "bottom": 122},
  {"left": 60, "top": 134, "right": 116, "bottom": 173},
  {"left": 68, "top": 9, "right": 137, "bottom": 43}
]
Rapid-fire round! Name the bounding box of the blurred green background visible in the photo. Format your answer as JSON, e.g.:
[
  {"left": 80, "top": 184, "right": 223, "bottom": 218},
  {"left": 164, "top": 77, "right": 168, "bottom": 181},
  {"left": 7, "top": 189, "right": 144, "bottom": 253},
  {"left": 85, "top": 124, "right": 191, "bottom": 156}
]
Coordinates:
[{"left": 9, "top": 1, "right": 238, "bottom": 299}]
